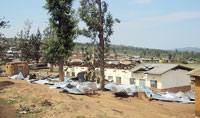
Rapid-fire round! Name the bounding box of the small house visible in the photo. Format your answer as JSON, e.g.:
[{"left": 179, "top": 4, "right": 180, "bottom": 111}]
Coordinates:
[
  {"left": 131, "top": 64, "right": 192, "bottom": 92},
  {"left": 189, "top": 69, "right": 200, "bottom": 117},
  {"left": 6, "top": 62, "right": 29, "bottom": 77}
]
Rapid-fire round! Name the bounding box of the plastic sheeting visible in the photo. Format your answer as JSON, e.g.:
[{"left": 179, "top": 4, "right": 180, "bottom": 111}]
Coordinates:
[
  {"left": 139, "top": 86, "right": 195, "bottom": 104},
  {"left": 8, "top": 72, "right": 24, "bottom": 80},
  {"left": 105, "top": 83, "right": 137, "bottom": 96},
  {"left": 105, "top": 83, "right": 195, "bottom": 103}
]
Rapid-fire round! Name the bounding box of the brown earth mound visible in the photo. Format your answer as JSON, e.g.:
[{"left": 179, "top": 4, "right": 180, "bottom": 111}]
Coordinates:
[{"left": 0, "top": 77, "right": 195, "bottom": 118}]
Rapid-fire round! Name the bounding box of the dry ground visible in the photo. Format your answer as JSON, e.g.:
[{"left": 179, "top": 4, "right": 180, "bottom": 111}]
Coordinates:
[{"left": 0, "top": 77, "right": 195, "bottom": 118}]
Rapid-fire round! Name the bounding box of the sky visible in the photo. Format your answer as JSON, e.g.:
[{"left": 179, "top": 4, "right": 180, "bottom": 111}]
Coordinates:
[{"left": 0, "top": 0, "right": 200, "bottom": 50}]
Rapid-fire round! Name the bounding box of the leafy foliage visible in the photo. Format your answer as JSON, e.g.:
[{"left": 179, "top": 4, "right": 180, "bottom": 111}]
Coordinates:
[
  {"left": 0, "top": 18, "right": 10, "bottom": 64},
  {"left": 44, "top": 0, "right": 78, "bottom": 59},
  {"left": 44, "top": 0, "right": 78, "bottom": 81},
  {"left": 78, "top": 0, "right": 119, "bottom": 87},
  {"left": 17, "top": 20, "right": 42, "bottom": 63}
]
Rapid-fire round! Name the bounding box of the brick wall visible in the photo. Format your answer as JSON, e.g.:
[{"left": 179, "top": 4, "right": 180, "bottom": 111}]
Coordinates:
[
  {"left": 158, "top": 85, "right": 191, "bottom": 93},
  {"left": 195, "top": 77, "right": 200, "bottom": 117}
]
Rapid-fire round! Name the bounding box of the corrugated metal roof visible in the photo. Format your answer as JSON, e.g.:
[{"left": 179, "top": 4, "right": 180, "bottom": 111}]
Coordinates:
[
  {"left": 189, "top": 69, "right": 200, "bottom": 77},
  {"left": 131, "top": 63, "right": 192, "bottom": 75}
]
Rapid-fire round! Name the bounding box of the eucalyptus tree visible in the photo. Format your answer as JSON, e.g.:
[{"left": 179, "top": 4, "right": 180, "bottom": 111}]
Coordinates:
[
  {"left": 0, "top": 18, "right": 9, "bottom": 64},
  {"left": 79, "top": 0, "right": 120, "bottom": 89},
  {"left": 17, "top": 20, "right": 42, "bottom": 64},
  {"left": 44, "top": 0, "right": 78, "bottom": 81},
  {"left": 43, "top": 26, "right": 57, "bottom": 72}
]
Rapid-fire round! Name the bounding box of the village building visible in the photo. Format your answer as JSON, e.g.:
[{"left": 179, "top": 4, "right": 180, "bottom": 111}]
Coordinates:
[
  {"left": 65, "top": 62, "right": 192, "bottom": 92},
  {"left": 6, "top": 61, "right": 29, "bottom": 77},
  {"left": 131, "top": 64, "right": 192, "bottom": 92},
  {"left": 189, "top": 69, "right": 200, "bottom": 117}
]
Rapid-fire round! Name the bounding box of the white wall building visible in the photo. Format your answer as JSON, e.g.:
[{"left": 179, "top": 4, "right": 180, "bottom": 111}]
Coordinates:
[
  {"left": 131, "top": 64, "right": 192, "bottom": 92},
  {"left": 65, "top": 63, "right": 192, "bottom": 92}
]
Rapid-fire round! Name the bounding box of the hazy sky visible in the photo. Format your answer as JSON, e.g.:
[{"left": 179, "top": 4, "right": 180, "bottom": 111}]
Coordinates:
[{"left": 0, "top": 0, "right": 200, "bottom": 49}]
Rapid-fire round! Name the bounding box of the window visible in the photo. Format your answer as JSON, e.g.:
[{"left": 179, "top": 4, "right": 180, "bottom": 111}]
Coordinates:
[
  {"left": 108, "top": 76, "right": 113, "bottom": 82},
  {"left": 139, "top": 79, "right": 146, "bottom": 86},
  {"left": 72, "top": 72, "right": 75, "bottom": 77},
  {"left": 150, "top": 80, "right": 157, "bottom": 88},
  {"left": 116, "top": 77, "right": 121, "bottom": 84},
  {"left": 130, "top": 78, "right": 136, "bottom": 84}
]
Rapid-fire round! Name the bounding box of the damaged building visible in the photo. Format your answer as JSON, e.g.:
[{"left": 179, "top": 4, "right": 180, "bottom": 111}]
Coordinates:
[{"left": 65, "top": 62, "right": 193, "bottom": 92}]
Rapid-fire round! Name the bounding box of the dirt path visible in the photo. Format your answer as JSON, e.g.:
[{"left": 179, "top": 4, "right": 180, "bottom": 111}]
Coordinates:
[
  {"left": 0, "top": 81, "right": 16, "bottom": 118},
  {"left": 0, "top": 77, "right": 195, "bottom": 118}
]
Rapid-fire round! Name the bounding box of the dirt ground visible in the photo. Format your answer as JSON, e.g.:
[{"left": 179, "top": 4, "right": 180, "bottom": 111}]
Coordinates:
[{"left": 0, "top": 77, "right": 195, "bottom": 118}]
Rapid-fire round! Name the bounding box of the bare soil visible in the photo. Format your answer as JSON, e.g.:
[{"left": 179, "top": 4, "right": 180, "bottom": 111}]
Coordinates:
[{"left": 0, "top": 77, "right": 195, "bottom": 118}]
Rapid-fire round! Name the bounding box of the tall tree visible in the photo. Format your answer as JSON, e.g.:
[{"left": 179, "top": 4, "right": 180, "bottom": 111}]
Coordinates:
[
  {"left": 43, "top": 26, "right": 56, "bottom": 72},
  {"left": 44, "top": 0, "right": 78, "bottom": 81},
  {"left": 17, "top": 20, "right": 42, "bottom": 64},
  {"left": 79, "top": 0, "right": 119, "bottom": 89},
  {"left": 0, "top": 18, "right": 10, "bottom": 64}
]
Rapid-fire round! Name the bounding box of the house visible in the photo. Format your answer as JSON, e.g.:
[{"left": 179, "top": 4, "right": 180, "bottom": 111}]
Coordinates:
[
  {"left": 189, "top": 69, "right": 200, "bottom": 117},
  {"left": 131, "top": 64, "right": 192, "bottom": 92},
  {"left": 64, "top": 62, "right": 136, "bottom": 84},
  {"left": 65, "top": 62, "right": 192, "bottom": 92},
  {"left": 65, "top": 62, "right": 88, "bottom": 77},
  {"left": 6, "top": 61, "right": 29, "bottom": 77}
]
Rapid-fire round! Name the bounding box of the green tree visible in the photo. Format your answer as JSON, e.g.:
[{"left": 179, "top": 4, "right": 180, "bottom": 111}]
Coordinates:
[
  {"left": 79, "top": 0, "right": 119, "bottom": 89},
  {"left": 30, "top": 29, "right": 42, "bottom": 65},
  {"left": 44, "top": 0, "right": 78, "bottom": 81},
  {"left": 17, "top": 20, "right": 42, "bottom": 64},
  {"left": 43, "top": 25, "right": 58, "bottom": 72},
  {"left": 0, "top": 18, "right": 10, "bottom": 64}
]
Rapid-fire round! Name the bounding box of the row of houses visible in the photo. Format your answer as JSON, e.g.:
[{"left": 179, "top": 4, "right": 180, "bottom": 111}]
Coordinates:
[{"left": 65, "top": 62, "right": 193, "bottom": 92}]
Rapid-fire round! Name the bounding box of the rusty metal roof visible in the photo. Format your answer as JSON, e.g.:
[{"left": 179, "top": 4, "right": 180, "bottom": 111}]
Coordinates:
[
  {"left": 189, "top": 69, "right": 200, "bottom": 77},
  {"left": 66, "top": 62, "right": 137, "bottom": 70}
]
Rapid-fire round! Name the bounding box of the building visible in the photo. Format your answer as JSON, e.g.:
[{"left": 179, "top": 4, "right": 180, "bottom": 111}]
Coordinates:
[
  {"left": 189, "top": 69, "right": 200, "bottom": 117},
  {"left": 64, "top": 62, "right": 136, "bottom": 84},
  {"left": 6, "top": 62, "right": 29, "bottom": 77},
  {"left": 131, "top": 64, "right": 192, "bottom": 92},
  {"left": 65, "top": 62, "right": 192, "bottom": 92},
  {"left": 6, "top": 46, "right": 20, "bottom": 60}
]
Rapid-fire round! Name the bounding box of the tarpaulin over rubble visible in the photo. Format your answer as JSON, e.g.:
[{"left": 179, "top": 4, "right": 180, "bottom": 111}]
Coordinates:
[
  {"left": 105, "top": 83, "right": 195, "bottom": 103},
  {"left": 7, "top": 74, "right": 195, "bottom": 103},
  {"left": 139, "top": 86, "right": 195, "bottom": 104},
  {"left": 8, "top": 72, "right": 24, "bottom": 80},
  {"left": 48, "top": 79, "right": 100, "bottom": 95},
  {"left": 105, "top": 83, "right": 137, "bottom": 96}
]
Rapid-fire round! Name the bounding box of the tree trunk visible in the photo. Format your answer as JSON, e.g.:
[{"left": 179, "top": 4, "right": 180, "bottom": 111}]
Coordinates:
[
  {"left": 59, "top": 57, "right": 64, "bottom": 82},
  {"left": 97, "top": 0, "right": 105, "bottom": 90},
  {"left": 50, "top": 63, "right": 54, "bottom": 72}
]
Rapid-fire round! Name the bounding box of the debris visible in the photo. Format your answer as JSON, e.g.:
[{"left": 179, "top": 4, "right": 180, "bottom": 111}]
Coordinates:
[
  {"left": 17, "top": 105, "right": 35, "bottom": 114},
  {"left": 140, "top": 86, "right": 195, "bottom": 104},
  {"left": 41, "top": 100, "right": 52, "bottom": 106},
  {"left": 8, "top": 72, "right": 24, "bottom": 80},
  {"left": 38, "top": 71, "right": 52, "bottom": 80}
]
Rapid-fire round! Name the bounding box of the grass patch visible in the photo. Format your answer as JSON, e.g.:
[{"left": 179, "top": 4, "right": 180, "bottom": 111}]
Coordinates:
[
  {"left": 76, "top": 115, "right": 85, "bottom": 118},
  {"left": 31, "top": 98, "right": 39, "bottom": 104},
  {"left": 24, "top": 115, "right": 39, "bottom": 118},
  {"left": 56, "top": 101, "right": 64, "bottom": 105},
  {"left": 37, "top": 107, "right": 49, "bottom": 113},
  {"left": 96, "top": 114, "right": 107, "bottom": 118},
  {"left": 180, "top": 63, "right": 200, "bottom": 69},
  {"left": 20, "top": 97, "right": 30, "bottom": 102},
  {"left": 80, "top": 98, "right": 83, "bottom": 101}
]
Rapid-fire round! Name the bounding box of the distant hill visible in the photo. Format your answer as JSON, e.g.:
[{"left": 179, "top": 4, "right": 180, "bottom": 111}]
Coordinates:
[{"left": 175, "top": 47, "right": 200, "bottom": 52}]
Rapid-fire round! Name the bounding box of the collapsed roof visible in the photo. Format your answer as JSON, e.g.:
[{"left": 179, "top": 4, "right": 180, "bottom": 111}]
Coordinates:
[
  {"left": 66, "top": 62, "right": 137, "bottom": 70},
  {"left": 131, "top": 63, "right": 192, "bottom": 75}
]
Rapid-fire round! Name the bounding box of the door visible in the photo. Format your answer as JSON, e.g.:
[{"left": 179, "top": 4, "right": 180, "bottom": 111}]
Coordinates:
[{"left": 139, "top": 79, "right": 146, "bottom": 86}]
